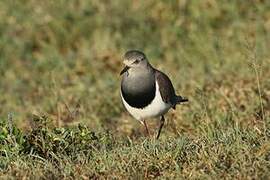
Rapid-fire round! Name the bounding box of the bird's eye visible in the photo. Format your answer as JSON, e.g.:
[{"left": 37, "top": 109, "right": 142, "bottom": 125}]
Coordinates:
[{"left": 133, "top": 59, "right": 140, "bottom": 64}]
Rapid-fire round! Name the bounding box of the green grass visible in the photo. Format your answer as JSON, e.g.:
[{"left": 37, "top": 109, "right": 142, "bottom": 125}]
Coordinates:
[{"left": 0, "top": 0, "right": 270, "bottom": 179}]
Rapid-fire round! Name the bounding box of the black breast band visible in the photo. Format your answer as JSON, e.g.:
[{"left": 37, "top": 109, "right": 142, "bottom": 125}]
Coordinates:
[{"left": 121, "top": 83, "right": 156, "bottom": 109}]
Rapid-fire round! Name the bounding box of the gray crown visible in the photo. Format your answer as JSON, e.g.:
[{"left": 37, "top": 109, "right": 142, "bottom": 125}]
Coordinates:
[{"left": 124, "top": 50, "right": 146, "bottom": 61}]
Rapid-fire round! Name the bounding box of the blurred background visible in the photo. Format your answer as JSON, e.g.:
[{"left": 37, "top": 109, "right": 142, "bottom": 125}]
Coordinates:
[{"left": 0, "top": 0, "right": 269, "bottom": 137}]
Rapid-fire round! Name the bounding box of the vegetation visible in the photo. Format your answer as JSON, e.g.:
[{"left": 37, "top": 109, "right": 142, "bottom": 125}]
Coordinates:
[{"left": 0, "top": 0, "right": 269, "bottom": 179}]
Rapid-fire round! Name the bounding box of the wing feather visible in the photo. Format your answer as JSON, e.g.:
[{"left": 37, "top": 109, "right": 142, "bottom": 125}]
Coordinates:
[{"left": 155, "top": 70, "right": 176, "bottom": 104}]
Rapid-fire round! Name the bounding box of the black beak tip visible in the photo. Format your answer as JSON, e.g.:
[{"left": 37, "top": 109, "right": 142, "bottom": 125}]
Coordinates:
[{"left": 120, "top": 66, "right": 130, "bottom": 75}]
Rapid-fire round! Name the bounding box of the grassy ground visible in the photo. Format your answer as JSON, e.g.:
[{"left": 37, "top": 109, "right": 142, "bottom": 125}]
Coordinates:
[{"left": 0, "top": 0, "right": 270, "bottom": 179}]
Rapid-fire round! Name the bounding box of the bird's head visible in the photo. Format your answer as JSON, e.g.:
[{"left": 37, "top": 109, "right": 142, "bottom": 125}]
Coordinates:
[{"left": 120, "top": 50, "right": 149, "bottom": 75}]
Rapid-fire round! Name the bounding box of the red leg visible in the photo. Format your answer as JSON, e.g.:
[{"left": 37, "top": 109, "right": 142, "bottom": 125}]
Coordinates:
[{"left": 142, "top": 119, "right": 150, "bottom": 137}]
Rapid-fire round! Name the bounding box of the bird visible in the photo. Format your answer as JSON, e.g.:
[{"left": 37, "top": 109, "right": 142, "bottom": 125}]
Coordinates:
[{"left": 120, "top": 50, "right": 188, "bottom": 139}]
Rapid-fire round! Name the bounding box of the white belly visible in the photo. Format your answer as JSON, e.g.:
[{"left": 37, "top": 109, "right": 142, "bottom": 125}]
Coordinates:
[{"left": 121, "top": 80, "right": 171, "bottom": 121}]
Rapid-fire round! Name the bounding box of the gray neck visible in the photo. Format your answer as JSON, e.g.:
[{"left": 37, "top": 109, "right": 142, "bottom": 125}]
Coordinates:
[{"left": 121, "top": 65, "right": 155, "bottom": 95}]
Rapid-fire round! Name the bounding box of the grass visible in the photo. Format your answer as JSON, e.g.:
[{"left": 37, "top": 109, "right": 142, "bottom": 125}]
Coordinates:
[{"left": 0, "top": 0, "right": 270, "bottom": 179}]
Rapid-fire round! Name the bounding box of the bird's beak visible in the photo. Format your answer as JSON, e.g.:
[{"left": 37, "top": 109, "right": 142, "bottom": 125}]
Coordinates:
[{"left": 120, "top": 66, "right": 130, "bottom": 75}]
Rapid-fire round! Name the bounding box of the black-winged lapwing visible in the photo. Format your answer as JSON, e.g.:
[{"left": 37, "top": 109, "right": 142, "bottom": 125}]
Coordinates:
[{"left": 120, "top": 50, "right": 188, "bottom": 139}]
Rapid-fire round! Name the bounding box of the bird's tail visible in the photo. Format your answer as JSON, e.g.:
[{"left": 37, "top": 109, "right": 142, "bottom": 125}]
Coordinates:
[
  {"left": 172, "top": 96, "right": 188, "bottom": 109},
  {"left": 175, "top": 96, "right": 188, "bottom": 104}
]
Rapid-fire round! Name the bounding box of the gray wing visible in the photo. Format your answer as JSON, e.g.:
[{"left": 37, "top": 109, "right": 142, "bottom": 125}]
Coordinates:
[{"left": 155, "top": 69, "right": 176, "bottom": 105}]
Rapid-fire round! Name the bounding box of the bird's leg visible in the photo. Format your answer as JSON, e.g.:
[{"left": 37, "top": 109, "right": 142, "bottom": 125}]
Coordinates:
[
  {"left": 156, "top": 116, "right": 165, "bottom": 139},
  {"left": 142, "top": 119, "right": 150, "bottom": 137}
]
